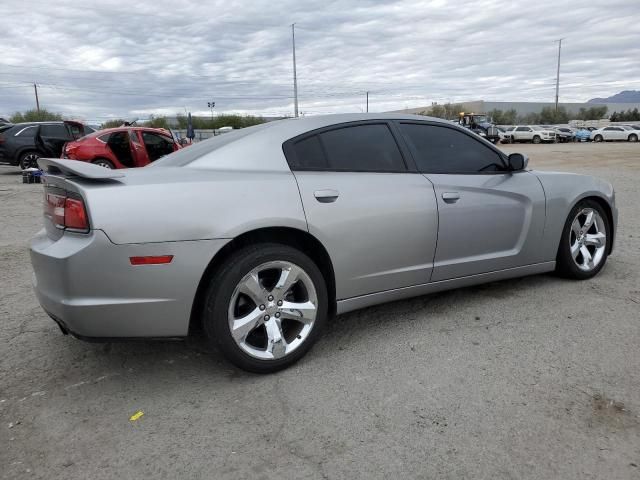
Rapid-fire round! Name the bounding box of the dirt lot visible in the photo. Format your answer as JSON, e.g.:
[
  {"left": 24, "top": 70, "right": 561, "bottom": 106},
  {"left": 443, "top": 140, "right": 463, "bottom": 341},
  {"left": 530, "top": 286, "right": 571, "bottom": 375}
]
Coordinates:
[{"left": 1, "top": 143, "right": 639, "bottom": 479}]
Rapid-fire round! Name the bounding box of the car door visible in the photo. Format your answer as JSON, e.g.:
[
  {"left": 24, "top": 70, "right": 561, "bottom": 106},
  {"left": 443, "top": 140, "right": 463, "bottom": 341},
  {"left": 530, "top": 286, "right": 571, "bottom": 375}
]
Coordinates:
[
  {"left": 397, "top": 121, "right": 547, "bottom": 282},
  {"left": 141, "top": 131, "right": 178, "bottom": 164},
  {"left": 284, "top": 121, "right": 439, "bottom": 300},
  {"left": 37, "top": 124, "right": 69, "bottom": 157},
  {"left": 129, "top": 130, "right": 150, "bottom": 167},
  {"left": 513, "top": 126, "right": 531, "bottom": 142},
  {"left": 612, "top": 127, "right": 625, "bottom": 140}
]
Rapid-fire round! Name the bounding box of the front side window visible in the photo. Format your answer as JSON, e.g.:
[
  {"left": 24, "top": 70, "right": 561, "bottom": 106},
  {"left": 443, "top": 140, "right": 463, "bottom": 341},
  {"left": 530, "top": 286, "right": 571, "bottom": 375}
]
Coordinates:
[
  {"left": 515, "top": 127, "right": 528, "bottom": 132},
  {"left": 399, "top": 123, "right": 505, "bottom": 174},
  {"left": 40, "top": 124, "right": 68, "bottom": 137},
  {"left": 142, "top": 131, "right": 175, "bottom": 162},
  {"left": 287, "top": 123, "right": 406, "bottom": 172}
]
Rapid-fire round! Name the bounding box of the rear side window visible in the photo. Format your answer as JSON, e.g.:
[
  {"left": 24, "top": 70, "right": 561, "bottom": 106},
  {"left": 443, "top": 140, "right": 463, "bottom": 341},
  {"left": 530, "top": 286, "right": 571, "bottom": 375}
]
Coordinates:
[
  {"left": 289, "top": 135, "right": 327, "bottom": 169},
  {"left": 288, "top": 123, "right": 405, "bottom": 172},
  {"left": 15, "top": 126, "right": 38, "bottom": 137},
  {"left": 400, "top": 123, "right": 505, "bottom": 174}
]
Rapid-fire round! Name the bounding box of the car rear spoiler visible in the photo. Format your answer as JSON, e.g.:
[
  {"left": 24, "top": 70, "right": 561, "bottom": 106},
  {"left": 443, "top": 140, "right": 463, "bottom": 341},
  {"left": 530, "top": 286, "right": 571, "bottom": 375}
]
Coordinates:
[{"left": 38, "top": 158, "right": 125, "bottom": 180}]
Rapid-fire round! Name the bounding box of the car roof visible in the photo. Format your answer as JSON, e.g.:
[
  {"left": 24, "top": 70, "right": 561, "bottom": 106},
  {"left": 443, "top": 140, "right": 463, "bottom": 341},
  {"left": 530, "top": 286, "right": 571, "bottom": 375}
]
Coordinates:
[
  {"left": 92, "top": 126, "right": 172, "bottom": 137},
  {"left": 151, "top": 113, "right": 463, "bottom": 171}
]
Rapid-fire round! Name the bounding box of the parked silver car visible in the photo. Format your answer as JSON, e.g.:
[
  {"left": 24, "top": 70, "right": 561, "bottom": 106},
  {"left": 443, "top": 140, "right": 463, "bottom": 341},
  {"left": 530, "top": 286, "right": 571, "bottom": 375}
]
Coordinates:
[{"left": 31, "top": 114, "right": 617, "bottom": 372}]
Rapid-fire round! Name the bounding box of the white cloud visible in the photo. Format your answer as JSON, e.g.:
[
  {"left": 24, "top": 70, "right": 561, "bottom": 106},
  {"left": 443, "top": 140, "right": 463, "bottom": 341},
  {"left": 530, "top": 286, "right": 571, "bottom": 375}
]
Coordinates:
[{"left": 1, "top": 0, "right": 639, "bottom": 122}]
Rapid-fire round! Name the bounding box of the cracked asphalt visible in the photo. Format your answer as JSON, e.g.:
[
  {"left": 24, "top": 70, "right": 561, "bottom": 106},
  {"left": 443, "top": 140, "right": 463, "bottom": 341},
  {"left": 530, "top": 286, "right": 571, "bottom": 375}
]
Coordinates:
[{"left": 1, "top": 142, "right": 639, "bottom": 479}]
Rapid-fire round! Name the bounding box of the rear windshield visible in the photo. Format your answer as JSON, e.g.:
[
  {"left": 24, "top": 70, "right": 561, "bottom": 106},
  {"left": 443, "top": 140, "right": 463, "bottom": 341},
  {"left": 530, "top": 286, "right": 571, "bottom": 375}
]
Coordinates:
[
  {"left": 151, "top": 122, "right": 276, "bottom": 167},
  {"left": 0, "top": 124, "right": 13, "bottom": 134}
]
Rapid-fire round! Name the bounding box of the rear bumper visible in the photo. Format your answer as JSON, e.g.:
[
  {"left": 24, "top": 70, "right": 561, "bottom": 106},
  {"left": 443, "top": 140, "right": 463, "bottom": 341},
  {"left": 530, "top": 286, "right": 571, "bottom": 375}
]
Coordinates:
[{"left": 30, "top": 229, "right": 228, "bottom": 338}]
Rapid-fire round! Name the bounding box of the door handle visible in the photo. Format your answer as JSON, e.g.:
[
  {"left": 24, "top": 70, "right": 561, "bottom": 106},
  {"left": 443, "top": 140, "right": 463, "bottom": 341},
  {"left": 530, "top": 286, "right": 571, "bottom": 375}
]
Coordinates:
[
  {"left": 314, "top": 189, "right": 339, "bottom": 203},
  {"left": 442, "top": 192, "right": 461, "bottom": 203}
]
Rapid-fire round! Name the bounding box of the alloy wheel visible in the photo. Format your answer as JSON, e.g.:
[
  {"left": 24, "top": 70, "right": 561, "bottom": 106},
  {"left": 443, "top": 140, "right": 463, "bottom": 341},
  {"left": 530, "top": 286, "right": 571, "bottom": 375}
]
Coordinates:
[
  {"left": 94, "top": 160, "right": 113, "bottom": 169},
  {"left": 569, "top": 208, "right": 606, "bottom": 272},
  {"left": 227, "top": 261, "right": 318, "bottom": 360},
  {"left": 21, "top": 152, "right": 40, "bottom": 169}
]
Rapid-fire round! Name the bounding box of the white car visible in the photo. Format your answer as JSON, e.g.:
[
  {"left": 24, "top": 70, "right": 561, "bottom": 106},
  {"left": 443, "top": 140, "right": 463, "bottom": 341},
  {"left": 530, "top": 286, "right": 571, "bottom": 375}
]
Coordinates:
[
  {"left": 510, "top": 125, "right": 557, "bottom": 144},
  {"left": 590, "top": 126, "right": 638, "bottom": 142}
]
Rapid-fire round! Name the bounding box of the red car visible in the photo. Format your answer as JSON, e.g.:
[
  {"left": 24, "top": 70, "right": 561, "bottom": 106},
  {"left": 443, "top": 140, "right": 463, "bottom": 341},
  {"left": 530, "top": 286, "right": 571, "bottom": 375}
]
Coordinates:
[{"left": 62, "top": 127, "right": 181, "bottom": 168}]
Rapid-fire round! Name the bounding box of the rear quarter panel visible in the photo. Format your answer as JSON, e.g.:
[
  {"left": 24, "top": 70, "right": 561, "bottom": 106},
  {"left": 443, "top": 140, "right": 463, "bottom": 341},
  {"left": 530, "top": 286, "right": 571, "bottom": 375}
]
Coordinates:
[{"left": 73, "top": 168, "right": 308, "bottom": 244}]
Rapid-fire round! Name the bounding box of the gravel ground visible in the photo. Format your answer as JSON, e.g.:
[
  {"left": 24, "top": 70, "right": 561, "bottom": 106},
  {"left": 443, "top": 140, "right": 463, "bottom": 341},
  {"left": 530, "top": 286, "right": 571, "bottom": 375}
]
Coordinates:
[{"left": 1, "top": 142, "right": 639, "bottom": 479}]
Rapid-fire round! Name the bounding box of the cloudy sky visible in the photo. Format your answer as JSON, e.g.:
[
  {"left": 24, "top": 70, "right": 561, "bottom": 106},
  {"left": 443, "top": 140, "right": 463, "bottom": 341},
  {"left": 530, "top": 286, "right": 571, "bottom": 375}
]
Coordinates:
[{"left": 1, "top": 0, "right": 639, "bottom": 123}]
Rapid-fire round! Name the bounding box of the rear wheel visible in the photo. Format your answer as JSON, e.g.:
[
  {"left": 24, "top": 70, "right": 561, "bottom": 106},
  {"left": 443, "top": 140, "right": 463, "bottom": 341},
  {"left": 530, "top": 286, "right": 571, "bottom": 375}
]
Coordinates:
[
  {"left": 594, "top": 135, "right": 603, "bottom": 143},
  {"left": 556, "top": 200, "right": 610, "bottom": 280},
  {"left": 203, "top": 243, "right": 328, "bottom": 373},
  {"left": 629, "top": 134, "right": 638, "bottom": 142},
  {"left": 19, "top": 151, "right": 40, "bottom": 170},
  {"left": 532, "top": 135, "right": 541, "bottom": 144},
  {"left": 91, "top": 158, "right": 115, "bottom": 169}
]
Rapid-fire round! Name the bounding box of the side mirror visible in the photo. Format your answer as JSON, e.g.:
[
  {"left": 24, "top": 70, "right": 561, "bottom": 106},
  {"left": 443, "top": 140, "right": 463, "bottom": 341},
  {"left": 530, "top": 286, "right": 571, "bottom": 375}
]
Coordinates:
[{"left": 508, "top": 153, "right": 528, "bottom": 171}]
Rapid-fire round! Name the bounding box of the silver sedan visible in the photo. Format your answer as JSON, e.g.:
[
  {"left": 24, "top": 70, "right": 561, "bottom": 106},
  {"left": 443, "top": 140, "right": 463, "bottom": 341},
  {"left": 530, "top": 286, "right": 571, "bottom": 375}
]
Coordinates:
[{"left": 31, "top": 114, "right": 617, "bottom": 373}]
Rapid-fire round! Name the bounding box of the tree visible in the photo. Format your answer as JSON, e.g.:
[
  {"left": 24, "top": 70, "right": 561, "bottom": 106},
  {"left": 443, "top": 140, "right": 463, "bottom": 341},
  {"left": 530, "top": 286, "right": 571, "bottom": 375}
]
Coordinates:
[
  {"left": 488, "top": 109, "right": 517, "bottom": 125},
  {"left": 101, "top": 119, "right": 128, "bottom": 128},
  {"left": 576, "top": 106, "right": 607, "bottom": 121},
  {"left": 10, "top": 109, "right": 62, "bottom": 123},
  {"left": 143, "top": 115, "right": 169, "bottom": 129},
  {"left": 539, "top": 106, "right": 570, "bottom": 124},
  {"left": 418, "top": 103, "right": 463, "bottom": 121}
]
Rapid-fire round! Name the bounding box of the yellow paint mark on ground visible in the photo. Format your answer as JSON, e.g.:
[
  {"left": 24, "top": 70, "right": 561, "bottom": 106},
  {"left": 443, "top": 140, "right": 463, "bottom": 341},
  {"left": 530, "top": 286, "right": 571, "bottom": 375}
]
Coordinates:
[{"left": 129, "top": 411, "right": 144, "bottom": 421}]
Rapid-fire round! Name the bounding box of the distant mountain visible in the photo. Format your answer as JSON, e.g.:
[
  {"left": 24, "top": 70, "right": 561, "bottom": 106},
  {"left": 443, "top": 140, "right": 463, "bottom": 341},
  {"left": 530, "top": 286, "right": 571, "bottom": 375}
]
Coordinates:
[{"left": 588, "top": 90, "right": 640, "bottom": 103}]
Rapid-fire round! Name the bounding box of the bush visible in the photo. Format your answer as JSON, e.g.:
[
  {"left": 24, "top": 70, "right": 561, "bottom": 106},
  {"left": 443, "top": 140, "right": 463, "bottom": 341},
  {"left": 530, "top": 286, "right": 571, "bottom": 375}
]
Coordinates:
[{"left": 10, "top": 109, "right": 63, "bottom": 123}]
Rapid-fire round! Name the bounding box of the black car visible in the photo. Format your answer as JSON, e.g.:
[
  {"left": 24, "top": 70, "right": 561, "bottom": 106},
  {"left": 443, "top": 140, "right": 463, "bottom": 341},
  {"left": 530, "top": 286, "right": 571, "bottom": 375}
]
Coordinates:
[{"left": 0, "top": 121, "right": 95, "bottom": 169}]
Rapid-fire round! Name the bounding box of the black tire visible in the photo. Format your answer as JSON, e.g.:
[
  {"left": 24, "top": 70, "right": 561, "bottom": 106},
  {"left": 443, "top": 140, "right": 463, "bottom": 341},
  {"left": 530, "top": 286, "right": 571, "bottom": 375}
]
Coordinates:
[
  {"left": 532, "top": 135, "right": 541, "bottom": 144},
  {"left": 19, "top": 151, "right": 40, "bottom": 170},
  {"left": 556, "top": 199, "right": 610, "bottom": 280},
  {"left": 594, "top": 135, "right": 603, "bottom": 143},
  {"left": 629, "top": 134, "right": 638, "bottom": 142},
  {"left": 91, "top": 158, "right": 115, "bottom": 169},
  {"left": 202, "top": 243, "right": 328, "bottom": 373}
]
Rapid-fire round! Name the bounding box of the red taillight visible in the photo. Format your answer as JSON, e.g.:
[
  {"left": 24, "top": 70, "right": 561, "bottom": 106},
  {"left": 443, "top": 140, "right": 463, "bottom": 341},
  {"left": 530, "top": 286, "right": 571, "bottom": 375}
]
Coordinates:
[
  {"left": 129, "top": 255, "right": 174, "bottom": 266},
  {"left": 65, "top": 197, "right": 88, "bottom": 230},
  {"left": 45, "top": 191, "right": 89, "bottom": 233}
]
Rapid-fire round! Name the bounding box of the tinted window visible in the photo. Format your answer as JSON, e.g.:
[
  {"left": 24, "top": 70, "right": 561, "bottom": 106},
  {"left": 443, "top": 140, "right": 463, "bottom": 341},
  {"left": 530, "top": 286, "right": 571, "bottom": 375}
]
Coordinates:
[
  {"left": 319, "top": 124, "right": 405, "bottom": 171},
  {"left": 40, "top": 124, "right": 68, "bottom": 137},
  {"left": 515, "top": 127, "right": 528, "bottom": 132},
  {"left": 142, "top": 131, "right": 175, "bottom": 162},
  {"left": 289, "top": 135, "right": 327, "bottom": 169},
  {"left": 400, "top": 123, "right": 505, "bottom": 174},
  {"left": 15, "top": 126, "right": 38, "bottom": 137}
]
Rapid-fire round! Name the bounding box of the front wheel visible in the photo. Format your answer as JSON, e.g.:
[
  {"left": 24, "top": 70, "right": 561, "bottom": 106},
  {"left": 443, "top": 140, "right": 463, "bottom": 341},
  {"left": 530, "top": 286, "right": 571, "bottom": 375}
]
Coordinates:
[
  {"left": 629, "top": 134, "right": 638, "bottom": 142},
  {"left": 203, "top": 243, "right": 328, "bottom": 373},
  {"left": 532, "top": 135, "right": 541, "bottom": 144},
  {"left": 556, "top": 200, "right": 610, "bottom": 280},
  {"left": 594, "top": 135, "right": 603, "bottom": 143}
]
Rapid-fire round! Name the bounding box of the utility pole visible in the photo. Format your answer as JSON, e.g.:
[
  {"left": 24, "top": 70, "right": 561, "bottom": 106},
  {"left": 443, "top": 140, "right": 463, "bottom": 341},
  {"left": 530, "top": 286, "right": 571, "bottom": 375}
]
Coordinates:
[
  {"left": 291, "top": 23, "right": 299, "bottom": 118},
  {"left": 366, "top": 91, "right": 369, "bottom": 113},
  {"left": 34, "top": 83, "right": 40, "bottom": 117},
  {"left": 554, "top": 38, "right": 564, "bottom": 112}
]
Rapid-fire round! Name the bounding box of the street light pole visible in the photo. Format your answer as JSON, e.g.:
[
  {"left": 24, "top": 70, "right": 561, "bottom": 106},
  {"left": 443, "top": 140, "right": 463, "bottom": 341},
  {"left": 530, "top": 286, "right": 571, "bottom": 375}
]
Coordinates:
[
  {"left": 366, "top": 91, "right": 369, "bottom": 113},
  {"left": 291, "top": 23, "right": 299, "bottom": 118},
  {"left": 554, "top": 38, "right": 564, "bottom": 112},
  {"left": 207, "top": 101, "right": 215, "bottom": 126}
]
